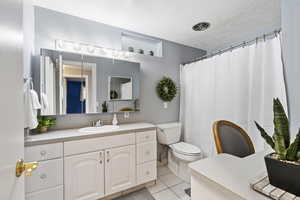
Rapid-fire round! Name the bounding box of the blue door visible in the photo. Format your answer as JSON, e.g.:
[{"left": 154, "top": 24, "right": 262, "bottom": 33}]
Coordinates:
[{"left": 66, "top": 81, "right": 86, "bottom": 113}]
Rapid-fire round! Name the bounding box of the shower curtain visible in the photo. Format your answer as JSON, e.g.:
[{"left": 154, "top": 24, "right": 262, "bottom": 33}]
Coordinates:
[{"left": 180, "top": 36, "right": 287, "bottom": 157}]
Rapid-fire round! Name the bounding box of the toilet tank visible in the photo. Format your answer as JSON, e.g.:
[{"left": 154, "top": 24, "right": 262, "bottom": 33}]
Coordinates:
[{"left": 157, "top": 122, "right": 181, "bottom": 145}]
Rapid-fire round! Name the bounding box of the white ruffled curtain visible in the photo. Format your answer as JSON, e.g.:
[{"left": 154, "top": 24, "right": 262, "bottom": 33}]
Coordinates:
[{"left": 180, "top": 36, "right": 287, "bottom": 157}]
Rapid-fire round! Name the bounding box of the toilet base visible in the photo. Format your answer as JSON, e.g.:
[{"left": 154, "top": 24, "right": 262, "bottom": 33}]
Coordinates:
[{"left": 168, "top": 150, "right": 195, "bottom": 183}]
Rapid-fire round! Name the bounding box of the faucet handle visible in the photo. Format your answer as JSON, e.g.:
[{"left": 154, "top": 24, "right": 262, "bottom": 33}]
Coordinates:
[{"left": 96, "top": 120, "right": 102, "bottom": 127}]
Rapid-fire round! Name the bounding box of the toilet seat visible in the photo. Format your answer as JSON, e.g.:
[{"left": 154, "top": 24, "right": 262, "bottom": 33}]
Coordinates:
[{"left": 170, "top": 142, "right": 201, "bottom": 156}]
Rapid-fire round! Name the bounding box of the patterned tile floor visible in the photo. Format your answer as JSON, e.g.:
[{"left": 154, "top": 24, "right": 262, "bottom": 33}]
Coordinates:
[{"left": 146, "top": 166, "right": 191, "bottom": 200}]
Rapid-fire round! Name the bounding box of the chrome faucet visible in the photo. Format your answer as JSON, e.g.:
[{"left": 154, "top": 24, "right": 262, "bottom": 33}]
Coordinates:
[{"left": 92, "top": 120, "right": 103, "bottom": 127}]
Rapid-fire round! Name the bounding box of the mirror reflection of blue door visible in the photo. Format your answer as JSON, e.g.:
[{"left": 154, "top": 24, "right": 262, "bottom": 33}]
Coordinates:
[{"left": 66, "top": 80, "right": 86, "bottom": 113}]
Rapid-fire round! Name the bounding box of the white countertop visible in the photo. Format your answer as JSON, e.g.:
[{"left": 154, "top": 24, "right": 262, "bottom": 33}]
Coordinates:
[
  {"left": 25, "top": 123, "right": 156, "bottom": 146},
  {"left": 189, "top": 151, "right": 270, "bottom": 200}
]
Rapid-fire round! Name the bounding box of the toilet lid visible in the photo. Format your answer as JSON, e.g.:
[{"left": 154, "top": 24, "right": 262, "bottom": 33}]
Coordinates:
[{"left": 170, "top": 142, "right": 201, "bottom": 156}]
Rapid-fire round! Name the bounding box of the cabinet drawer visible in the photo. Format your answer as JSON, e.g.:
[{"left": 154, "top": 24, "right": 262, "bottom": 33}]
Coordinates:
[
  {"left": 136, "top": 130, "right": 156, "bottom": 144},
  {"left": 25, "top": 159, "right": 63, "bottom": 193},
  {"left": 64, "top": 133, "right": 135, "bottom": 156},
  {"left": 137, "top": 161, "right": 157, "bottom": 184},
  {"left": 25, "top": 143, "right": 63, "bottom": 162},
  {"left": 137, "top": 142, "right": 157, "bottom": 164},
  {"left": 25, "top": 186, "right": 63, "bottom": 200}
]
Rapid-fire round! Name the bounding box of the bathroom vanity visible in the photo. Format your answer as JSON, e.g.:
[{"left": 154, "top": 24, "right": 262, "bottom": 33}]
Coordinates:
[{"left": 24, "top": 123, "right": 157, "bottom": 200}]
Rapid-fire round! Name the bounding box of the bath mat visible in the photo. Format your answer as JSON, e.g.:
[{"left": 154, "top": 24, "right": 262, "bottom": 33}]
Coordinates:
[
  {"left": 185, "top": 188, "right": 191, "bottom": 197},
  {"left": 114, "top": 188, "right": 154, "bottom": 200}
]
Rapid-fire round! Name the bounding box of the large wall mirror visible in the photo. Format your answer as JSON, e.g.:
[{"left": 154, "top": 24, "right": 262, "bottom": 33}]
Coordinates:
[{"left": 39, "top": 49, "right": 140, "bottom": 116}]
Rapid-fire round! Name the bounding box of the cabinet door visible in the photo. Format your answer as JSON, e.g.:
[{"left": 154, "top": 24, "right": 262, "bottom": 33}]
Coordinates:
[
  {"left": 64, "top": 151, "right": 104, "bottom": 200},
  {"left": 105, "top": 145, "right": 136, "bottom": 195}
]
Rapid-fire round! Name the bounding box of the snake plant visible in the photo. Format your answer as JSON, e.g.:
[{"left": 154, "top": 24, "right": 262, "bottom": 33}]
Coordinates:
[{"left": 255, "top": 98, "right": 300, "bottom": 162}]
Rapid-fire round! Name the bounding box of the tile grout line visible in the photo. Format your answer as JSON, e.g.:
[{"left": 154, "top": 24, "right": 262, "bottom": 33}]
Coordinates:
[
  {"left": 169, "top": 187, "right": 183, "bottom": 200},
  {"left": 168, "top": 181, "right": 190, "bottom": 200},
  {"left": 150, "top": 166, "right": 190, "bottom": 200},
  {"left": 152, "top": 180, "right": 187, "bottom": 199},
  {"left": 149, "top": 187, "right": 183, "bottom": 200}
]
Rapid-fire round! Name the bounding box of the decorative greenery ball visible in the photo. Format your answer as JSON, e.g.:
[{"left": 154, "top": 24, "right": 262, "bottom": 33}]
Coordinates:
[{"left": 156, "top": 77, "right": 177, "bottom": 102}]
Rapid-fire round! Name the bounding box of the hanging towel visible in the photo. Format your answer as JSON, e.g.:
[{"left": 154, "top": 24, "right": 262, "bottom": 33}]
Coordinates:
[
  {"left": 30, "top": 89, "right": 42, "bottom": 110},
  {"left": 41, "top": 92, "right": 49, "bottom": 111},
  {"left": 80, "top": 86, "right": 87, "bottom": 101},
  {"left": 24, "top": 79, "right": 40, "bottom": 129}
]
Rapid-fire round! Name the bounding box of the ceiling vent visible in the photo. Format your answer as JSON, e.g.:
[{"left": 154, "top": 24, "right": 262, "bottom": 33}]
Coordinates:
[{"left": 192, "top": 22, "right": 210, "bottom": 31}]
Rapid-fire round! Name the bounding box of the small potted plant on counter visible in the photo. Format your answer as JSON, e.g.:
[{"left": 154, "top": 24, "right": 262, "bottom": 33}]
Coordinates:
[
  {"left": 37, "top": 116, "right": 56, "bottom": 133},
  {"left": 102, "top": 101, "right": 108, "bottom": 113},
  {"left": 255, "top": 98, "right": 300, "bottom": 196}
]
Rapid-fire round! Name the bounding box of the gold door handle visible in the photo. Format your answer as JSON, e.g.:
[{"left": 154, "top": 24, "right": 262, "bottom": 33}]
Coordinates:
[{"left": 16, "top": 159, "right": 39, "bottom": 177}]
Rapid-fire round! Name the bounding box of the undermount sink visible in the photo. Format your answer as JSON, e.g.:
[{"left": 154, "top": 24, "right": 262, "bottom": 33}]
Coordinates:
[{"left": 78, "top": 125, "right": 120, "bottom": 133}]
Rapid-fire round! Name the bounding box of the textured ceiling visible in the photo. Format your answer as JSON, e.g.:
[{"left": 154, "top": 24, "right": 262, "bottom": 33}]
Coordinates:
[{"left": 33, "top": 0, "right": 281, "bottom": 52}]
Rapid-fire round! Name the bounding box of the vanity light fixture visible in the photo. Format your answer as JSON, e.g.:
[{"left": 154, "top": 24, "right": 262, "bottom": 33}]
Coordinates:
[{"left": 55, "top": 39, "right": 133, "bottom": 60}]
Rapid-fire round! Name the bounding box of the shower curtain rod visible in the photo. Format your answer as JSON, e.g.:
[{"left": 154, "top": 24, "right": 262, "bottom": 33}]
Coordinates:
[{"left": 182, "top": 29, "right": 281, "bottom": 65}]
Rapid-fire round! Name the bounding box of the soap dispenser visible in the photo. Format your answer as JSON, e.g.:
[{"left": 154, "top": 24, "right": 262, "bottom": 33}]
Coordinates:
[{"left": 112, "top": 114, "right": 118, "bottom": 126}]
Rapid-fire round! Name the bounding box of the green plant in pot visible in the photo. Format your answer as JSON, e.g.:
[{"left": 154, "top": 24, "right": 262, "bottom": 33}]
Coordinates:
[
  {"left": 255, "top": 98, "right": 300, "bottom": 196},
  {"left": 37, "top": 116, "right": 56, "bottom": 133},
  {"left": 102, "top": 101, "right": 108, "bottom": 113}
]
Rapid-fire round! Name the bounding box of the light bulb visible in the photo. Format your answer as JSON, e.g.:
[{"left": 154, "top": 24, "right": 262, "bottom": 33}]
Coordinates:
[
  {"left": 87, "top": 45, "right": 95, "bottom": 54},
  {"left": 56, "top": 40, "right": 64, "bottom": 49},
  {"left": 73, "top": 43, "right": 82, "bottom": 51},
  {"left": 112, "top": 50, "right": 119, "bottom": 57}
]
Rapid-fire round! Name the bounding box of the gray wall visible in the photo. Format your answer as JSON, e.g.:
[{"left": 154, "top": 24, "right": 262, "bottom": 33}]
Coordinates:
[
  {"left": 34, "top": 7, "right": 206, "bottom": 129},
  {"left": 281, "top": 0, "right": 300, "bottom": 137}
]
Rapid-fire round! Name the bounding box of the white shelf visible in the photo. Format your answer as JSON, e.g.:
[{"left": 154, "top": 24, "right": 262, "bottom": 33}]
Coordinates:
[{"left": 121, "top": 32, "right": 163, "bottom": 58}]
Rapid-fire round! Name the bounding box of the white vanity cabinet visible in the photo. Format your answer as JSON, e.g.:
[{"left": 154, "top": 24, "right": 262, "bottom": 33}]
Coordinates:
[
  {"left": 64, "top": 151, "right": 105, "bottom": 200},
  {"left": 25, "top": 143, "right": 63, "bottom": 200},
  {"left": 105, "top": 145, "right": 136, "bottom": 195},
  {"left": 25, "top": 124, "right": 157, "bottom": 200},
  {"left": 136, "top": 130, "right": 157, "bottom": 185}
]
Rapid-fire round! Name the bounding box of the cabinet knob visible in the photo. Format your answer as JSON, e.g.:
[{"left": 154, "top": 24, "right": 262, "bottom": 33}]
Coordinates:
[
  {"left": 146, "top": 171, "right": 150, "bottom": 175},
  {"left": 106, "top": 151, "right": 110, "bottom": 162},
  {"left": 40, "top": 150, "right": 47, "bottom": 156},
  {"left": 99, "top": 160, "right": 103, "bottom": 164}
]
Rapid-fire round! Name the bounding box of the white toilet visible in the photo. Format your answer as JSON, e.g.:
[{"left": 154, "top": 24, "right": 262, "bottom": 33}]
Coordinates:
[{"left": 157, "top": 122, "right": 202, "bottom": 182}]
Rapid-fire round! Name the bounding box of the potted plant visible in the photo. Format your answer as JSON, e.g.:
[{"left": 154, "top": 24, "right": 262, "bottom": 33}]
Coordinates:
[
  {"left": 255, "top": 98, "right": 300, "bottom": 196},
  {"left": 102, "top": 101, "right": 108, "bottom": 113},
  {"left": 37, "top": 116, "right": 56, "bottom": 133}
]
